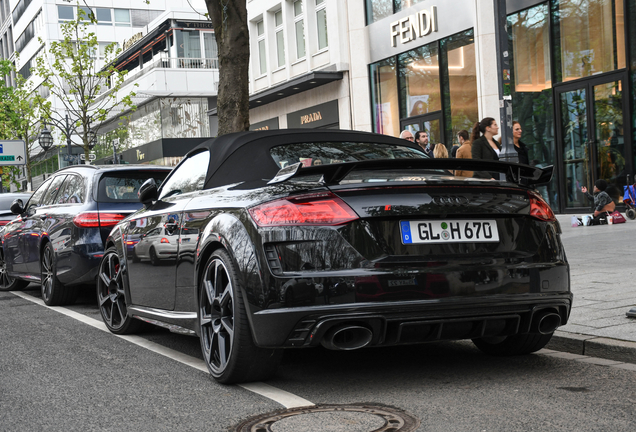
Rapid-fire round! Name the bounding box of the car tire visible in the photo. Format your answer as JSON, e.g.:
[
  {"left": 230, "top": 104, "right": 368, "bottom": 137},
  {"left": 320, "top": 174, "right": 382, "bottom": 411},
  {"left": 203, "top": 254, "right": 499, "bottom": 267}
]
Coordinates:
[
  {"left": 198, "top": 249, "right": 282, "bottom": 384},
  {"left": 149, "top": 247, "right": 159, "bottom": 266},
  {"left": 0, "top": 248, "right": 29, "bottom": 291},
  {"left": 41, "top": 242, "right": 77, "bottom": 306},
  {"left": 472, "top": 332, "right": 554, "bottom": 356},
  {"left": 131, "top": 248, "right": 141, "bottom": 263},
  {"left": 97, "top": 247, "right": 144, "bottom": 334}
]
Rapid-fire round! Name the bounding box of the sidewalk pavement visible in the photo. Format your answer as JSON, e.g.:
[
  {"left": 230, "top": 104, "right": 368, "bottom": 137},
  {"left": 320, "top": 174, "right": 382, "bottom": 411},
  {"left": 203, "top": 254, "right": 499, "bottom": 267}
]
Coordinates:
[{"left": 544, "top": 214, "right": 636, "bottom": 363}]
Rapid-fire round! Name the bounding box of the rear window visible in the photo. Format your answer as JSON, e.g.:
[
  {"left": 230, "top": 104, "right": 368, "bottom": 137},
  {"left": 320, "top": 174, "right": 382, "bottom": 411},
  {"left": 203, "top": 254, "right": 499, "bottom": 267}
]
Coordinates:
[
  {"left": 269, "top": 142, "right": 428, "bottom": 168},
  {"left": 97, "top": 170, "right": 170, "bottom": 203}
]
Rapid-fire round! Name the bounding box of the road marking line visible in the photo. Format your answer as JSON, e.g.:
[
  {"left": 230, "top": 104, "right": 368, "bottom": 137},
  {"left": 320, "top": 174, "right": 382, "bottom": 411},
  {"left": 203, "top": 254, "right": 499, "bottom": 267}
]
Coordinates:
[{"left": 10, "top": 291, "right": 314, "bottom": 409}]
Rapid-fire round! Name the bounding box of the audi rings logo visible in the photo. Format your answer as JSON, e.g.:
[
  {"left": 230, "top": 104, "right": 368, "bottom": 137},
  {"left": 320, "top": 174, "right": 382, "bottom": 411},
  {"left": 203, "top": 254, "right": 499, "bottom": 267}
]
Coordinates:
[{"left": 432, "top": 196, "right": 469, "bottom": 206}]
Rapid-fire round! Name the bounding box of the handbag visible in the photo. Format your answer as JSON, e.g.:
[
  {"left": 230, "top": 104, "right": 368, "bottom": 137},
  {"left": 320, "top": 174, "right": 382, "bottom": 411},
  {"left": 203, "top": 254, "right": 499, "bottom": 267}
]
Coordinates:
[{"left": 609, "top": 210, "right": 626, "bottom": 224}]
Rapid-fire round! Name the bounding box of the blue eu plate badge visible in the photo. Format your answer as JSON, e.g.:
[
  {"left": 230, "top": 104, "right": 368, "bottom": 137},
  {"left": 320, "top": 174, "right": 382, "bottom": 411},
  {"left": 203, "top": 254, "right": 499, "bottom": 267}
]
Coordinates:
[{"left": 400, "top": 221, "right": 413, "bottom": 244}]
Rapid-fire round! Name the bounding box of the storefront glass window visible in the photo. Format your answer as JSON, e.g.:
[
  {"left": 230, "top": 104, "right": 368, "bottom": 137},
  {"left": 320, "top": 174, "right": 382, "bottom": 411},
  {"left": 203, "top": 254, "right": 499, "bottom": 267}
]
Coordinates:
[
  {"left": 629, "top": 0, "right": 636, "bottom": 170},
  {"left": 160, "top": 98, "right": 210, "bottom": 139},
  {"left": 365, "top": 0, "right": 392, "bottom": 23},
  {"left": 509, "top": 3, "right": 558, "bottom": 210},
  {"left": 398, "top": 43, "right": 440, "bottom": 119},
  {"left": 556, "top": 0, "right": 626, "bottom": 82},
  {"left": 394, "top": 0, "right": 426, "bottom": 14},
  {"left": 441, "top": 29, "right": 478, "bottom": 145},
  {"left": 370, "top": 58, "right": 399, "bottom": 137}
]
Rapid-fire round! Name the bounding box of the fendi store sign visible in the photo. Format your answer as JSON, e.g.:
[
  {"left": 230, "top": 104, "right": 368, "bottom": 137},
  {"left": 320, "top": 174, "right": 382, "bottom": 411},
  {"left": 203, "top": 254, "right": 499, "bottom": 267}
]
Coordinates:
[
  {"left": 390, "top": 6, "right": 438, "bottom": 47},
  {"left": 287, "top": 100, "right": 340, "bottom": 129},
  {"left": 366, "top": 0, "right": 475, "bottom": 64}
]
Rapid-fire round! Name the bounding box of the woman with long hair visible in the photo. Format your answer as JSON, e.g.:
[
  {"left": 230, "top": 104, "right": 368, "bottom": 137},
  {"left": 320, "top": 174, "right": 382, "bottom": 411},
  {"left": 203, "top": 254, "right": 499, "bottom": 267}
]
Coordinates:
[
  {"left": 512, "top": 121, "right": 529, "bottom": 165},
  {"left": 433, "top": 143, "right": 448, "bottom": 159},
  {"left": 471, "top": 117, "right": 500, "bottom": 179}
]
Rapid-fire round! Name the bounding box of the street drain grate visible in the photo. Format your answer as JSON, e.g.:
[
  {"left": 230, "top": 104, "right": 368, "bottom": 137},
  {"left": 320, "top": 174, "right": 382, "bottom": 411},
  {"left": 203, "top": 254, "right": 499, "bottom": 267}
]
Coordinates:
[{"left": 234, "top": 403, "right": 420, "bottom": 432}]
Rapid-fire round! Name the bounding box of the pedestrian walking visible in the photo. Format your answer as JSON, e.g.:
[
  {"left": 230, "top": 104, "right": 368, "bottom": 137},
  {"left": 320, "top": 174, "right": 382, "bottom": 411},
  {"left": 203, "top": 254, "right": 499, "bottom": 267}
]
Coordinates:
[
  {"left": 415, "top": 131, "right": 434, "bottom": 157},
  {"left": 471, "top": 117, "right": 501, "bottom": 179},
  {"left": 454, "top": 130, "right": 472, "bottom": 177},
  {"left": 399, "top": 130, "right": 414, "bottom": 142},
  {"left": 433, "top": 143, "right": 448, "bottom": 158}
]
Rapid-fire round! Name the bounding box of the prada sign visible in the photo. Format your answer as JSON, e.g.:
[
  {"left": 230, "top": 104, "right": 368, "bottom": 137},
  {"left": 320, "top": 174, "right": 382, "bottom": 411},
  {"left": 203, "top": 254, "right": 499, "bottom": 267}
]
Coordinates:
[
  {"left": 287, "top": 100, "right": 339, "bottom": 129},
  {"left": 390, "top": 6, "right": 438, "bottom": 47}
]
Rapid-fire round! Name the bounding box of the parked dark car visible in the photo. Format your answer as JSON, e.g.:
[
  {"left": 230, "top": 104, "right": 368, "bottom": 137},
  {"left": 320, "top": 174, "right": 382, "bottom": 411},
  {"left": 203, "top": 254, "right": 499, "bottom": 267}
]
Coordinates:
[
  {"left": 97, "top": 129, "right": 571, "bottom": 384},
  {"left": 0, "top": 192, "right": 33, "bottom": 291},
  {"left": 0, "top": 165, "right": 171, "bottom": 304},
  {"left": 0, "top": 192, "right": 32, "bottom": 227}
]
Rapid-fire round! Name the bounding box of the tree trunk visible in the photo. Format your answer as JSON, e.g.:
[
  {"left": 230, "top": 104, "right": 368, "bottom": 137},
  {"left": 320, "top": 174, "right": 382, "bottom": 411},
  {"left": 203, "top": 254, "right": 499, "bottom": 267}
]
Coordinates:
[{"left": 207, "top": 0, "right": 250, "bottom": 135}]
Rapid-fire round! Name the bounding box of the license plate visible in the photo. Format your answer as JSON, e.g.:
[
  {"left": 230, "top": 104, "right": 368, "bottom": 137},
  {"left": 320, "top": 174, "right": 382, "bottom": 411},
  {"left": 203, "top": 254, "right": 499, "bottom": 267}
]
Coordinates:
[{"left": 400, "top": 220, "right": 499, "bottom": 244}]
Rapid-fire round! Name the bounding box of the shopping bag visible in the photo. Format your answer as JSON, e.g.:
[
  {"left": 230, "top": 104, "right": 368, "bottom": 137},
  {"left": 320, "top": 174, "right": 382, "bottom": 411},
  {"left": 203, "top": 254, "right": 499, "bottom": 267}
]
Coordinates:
[
  {"left": 582, "top": 215, "right": 593, "bottom": 226},
  {"left": 609, "top": 210, "right": 626, "bottom": 224},
  {"left": 571, "top": 215, "right": 582, "bottom": 227}
]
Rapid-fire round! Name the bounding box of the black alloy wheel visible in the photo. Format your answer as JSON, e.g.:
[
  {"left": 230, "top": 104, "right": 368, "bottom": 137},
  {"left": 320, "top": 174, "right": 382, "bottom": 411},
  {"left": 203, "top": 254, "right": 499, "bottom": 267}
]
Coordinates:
[
  {"left": 0, "top": 248, "right": 28, "bottom": 291},
  {"left": 472, "top": 332, "right": 554, "bottom": 356},
  {"left": 41, "top": 242, "right": 76, "bottom": 306},
  {"left": 97, "top": 247, "right": 143, "bottom": 334},
  {"left": 199, "top": 249, "right": 281, "bottom": 384}
]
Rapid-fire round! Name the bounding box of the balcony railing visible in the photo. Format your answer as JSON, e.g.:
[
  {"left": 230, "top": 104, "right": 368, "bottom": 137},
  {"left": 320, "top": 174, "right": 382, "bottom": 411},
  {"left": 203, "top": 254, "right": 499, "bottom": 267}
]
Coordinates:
[{"left": 122, "top": 56, "right": 219, "bottom": 85}]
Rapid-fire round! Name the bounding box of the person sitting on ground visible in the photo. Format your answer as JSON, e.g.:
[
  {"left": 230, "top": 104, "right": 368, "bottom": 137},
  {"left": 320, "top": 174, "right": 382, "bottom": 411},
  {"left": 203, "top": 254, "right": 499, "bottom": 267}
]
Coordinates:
[
  {"left": 399, "top": 130, "right": 414, "bottom": 142},
  {"left": 433, "top": 143, "right": 448, "bottom": 159},
  {"left": 581, "top": 179, "right": 615, "bottom": 225}
]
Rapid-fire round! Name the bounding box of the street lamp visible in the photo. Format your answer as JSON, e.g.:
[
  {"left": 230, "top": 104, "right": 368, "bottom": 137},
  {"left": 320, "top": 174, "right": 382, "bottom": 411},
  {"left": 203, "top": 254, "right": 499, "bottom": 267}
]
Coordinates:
[
  {"left": 38, "top": 115, "right": 98, "bottom": 165},
  {"left": 112, "top": 138, "right": 120, "bottom": 164},
  {"left": 38, "top": 125, "right": 54, "bottom": 151}
]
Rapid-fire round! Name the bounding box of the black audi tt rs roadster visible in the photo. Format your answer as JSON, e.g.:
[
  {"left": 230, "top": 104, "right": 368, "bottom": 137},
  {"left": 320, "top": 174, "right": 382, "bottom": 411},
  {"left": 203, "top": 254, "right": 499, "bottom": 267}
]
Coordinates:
[{"left": 97, "top": 129, "right": 571, "bottom": 383}]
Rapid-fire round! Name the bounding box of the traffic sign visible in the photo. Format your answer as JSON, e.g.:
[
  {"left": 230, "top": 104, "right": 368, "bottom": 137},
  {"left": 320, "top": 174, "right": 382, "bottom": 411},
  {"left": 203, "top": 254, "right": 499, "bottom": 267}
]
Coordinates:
[
  {"left": 0, "top": 140, "right": 27, "bottom": 166},
  {"left": 79, "top": 153, "right": 97, "bottom": 161}
]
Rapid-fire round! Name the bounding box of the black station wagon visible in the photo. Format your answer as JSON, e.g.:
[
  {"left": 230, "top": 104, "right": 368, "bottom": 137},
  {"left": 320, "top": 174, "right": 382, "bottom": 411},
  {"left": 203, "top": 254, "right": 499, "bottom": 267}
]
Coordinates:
[{"left": 0, "top": 165, "right": 171, "bottom": 304}]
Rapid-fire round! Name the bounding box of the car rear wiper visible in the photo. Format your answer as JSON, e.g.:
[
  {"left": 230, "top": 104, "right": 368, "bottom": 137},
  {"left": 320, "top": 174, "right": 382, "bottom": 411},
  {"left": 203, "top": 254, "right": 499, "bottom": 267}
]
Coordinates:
[{"left": 268, "top": 159, "right": 553, "bottom": 187}]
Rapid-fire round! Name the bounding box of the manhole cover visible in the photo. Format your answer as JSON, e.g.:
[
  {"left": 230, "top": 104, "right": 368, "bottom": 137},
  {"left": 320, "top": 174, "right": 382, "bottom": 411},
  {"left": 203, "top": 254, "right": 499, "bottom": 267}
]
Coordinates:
[{"left": 234, "top": 403, "right": 420, "bottom": 432}]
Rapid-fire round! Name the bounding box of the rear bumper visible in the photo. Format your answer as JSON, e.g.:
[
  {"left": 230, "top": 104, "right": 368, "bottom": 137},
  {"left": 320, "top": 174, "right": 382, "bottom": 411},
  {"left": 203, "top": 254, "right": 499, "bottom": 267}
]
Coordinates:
[{"left": 250, "top": 294, "right": 573, "bottom": 348}]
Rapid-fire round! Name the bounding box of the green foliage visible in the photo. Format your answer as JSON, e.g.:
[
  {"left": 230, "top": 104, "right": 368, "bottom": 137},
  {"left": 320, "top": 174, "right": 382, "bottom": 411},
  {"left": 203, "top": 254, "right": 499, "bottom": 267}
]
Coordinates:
[
  {"left": 34, "top": 4, "right": 137, "bottom": 162},
  {"left": 0, "top": 58, "right": 51, "bottom": 190}
]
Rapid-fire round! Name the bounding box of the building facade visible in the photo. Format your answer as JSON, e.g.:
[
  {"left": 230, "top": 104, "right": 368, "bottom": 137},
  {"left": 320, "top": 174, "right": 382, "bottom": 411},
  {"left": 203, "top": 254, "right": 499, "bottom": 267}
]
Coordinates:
[
  {"left": 92, "top": 11, "right": 219, "bottom": 166},
  {"left": 364, "top": 0, "right": 634, "bottom": 214}
]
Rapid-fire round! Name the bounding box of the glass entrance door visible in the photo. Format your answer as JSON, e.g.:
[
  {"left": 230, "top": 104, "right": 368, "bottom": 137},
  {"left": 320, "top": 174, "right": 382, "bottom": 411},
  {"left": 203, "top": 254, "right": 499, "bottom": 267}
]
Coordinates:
[{"left": 557, "top": 74, "right": 630, "bottom": 210}]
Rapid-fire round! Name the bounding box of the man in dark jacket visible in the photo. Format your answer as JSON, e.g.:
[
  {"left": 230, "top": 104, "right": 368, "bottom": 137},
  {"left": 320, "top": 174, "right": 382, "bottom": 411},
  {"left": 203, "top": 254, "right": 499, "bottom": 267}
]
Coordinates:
[{"left": 415, "top": 131, "right": 434, "bottom": 158}]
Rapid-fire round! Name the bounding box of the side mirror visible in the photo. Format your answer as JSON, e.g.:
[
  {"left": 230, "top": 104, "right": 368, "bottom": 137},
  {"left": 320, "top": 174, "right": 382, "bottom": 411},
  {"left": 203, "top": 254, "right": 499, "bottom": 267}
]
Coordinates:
[
  {"left": 138, "top": 178, "right": 158, "bottom": 206},
  {"left": 10, "top": 199, "right": 24, "bottom": 215}
]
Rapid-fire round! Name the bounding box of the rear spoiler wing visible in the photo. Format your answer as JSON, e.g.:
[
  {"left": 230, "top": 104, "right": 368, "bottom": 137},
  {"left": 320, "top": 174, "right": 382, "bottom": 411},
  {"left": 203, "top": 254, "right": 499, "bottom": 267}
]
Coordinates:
[{"left": 268, "top": 159, "right": 553, "bottom": 187}]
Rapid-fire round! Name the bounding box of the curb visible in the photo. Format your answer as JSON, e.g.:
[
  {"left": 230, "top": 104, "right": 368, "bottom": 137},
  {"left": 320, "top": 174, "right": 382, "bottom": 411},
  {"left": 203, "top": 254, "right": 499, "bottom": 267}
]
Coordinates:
[{"left": 547, "top": 330, "right": 636, "bottom": 364}]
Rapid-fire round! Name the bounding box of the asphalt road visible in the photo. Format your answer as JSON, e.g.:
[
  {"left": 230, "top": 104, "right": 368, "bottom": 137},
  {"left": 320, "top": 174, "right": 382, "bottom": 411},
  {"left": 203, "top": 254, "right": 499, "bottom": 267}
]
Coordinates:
[{"left": 2, "top": 284, "right": 636, "bottom": 431}]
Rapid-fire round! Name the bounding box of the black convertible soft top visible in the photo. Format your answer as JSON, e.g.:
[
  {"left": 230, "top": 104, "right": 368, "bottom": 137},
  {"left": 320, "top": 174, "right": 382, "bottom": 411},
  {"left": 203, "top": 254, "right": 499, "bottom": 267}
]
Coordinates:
[
  {"left": 188, "top": 129, "right": 428, "bottom": 189},
  {"left": 187, "top": 129, "right": 552, "bottom": 189}
]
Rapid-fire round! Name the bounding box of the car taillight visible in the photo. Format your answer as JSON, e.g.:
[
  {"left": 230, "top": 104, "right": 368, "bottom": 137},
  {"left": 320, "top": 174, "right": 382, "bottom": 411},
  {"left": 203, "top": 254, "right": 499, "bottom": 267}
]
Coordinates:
[
  {"left": 529, "top": 192, "right": 556, "bottom": 222},
  {"left": 249, "top": 192, "right": 359, "bottom": 227},
  {"left": 73, "top": 212, "right": 127, "bottom": 228}
]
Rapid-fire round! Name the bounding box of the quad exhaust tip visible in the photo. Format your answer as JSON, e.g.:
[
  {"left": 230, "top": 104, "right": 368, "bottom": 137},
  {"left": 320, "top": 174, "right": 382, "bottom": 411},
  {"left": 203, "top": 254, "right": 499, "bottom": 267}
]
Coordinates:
[
  {"left": 321, "top": 325, "right": 373, "bottom": 351},
  {"left": 534, "top": 310, "right": 561, "bottom": 335}
]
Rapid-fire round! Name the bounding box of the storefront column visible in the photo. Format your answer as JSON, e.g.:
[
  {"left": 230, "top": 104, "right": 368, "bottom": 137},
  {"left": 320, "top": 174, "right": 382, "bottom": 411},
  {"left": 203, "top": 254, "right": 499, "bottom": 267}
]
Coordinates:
[
  {"left": 347, "top": 0, "right": 372, "bottom": 132},
  {"left": 474, "top": 0, "right": 501, "bottom": 126}
]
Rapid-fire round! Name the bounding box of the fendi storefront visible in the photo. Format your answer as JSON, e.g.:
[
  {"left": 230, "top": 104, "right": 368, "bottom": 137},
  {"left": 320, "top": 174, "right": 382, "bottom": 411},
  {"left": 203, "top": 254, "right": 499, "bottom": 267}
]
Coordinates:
[
  {"left": 366, "top": 0, "right": 636, "bottom": 213},
  {"left": 508, "top": 0, "right": 634, "bottom": 213}
]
